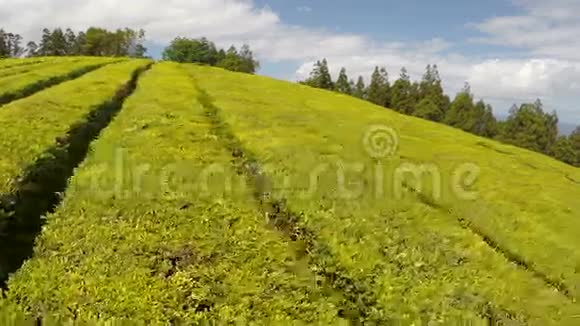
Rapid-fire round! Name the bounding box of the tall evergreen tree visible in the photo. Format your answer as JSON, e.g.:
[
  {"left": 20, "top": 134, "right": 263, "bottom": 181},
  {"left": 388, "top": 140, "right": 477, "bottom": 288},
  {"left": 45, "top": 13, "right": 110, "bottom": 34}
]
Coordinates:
[
  {"left": 416, "top": 64, "right": 449, "bottom": 121},
  {"left": 471, "top": 100, "right": 498, "bottom": 137},
  {"left": 72, "top": 31, "right": 86, "bottom": 55},
  {"left": 50, "top": 28, "right": 68, "bottom": 56},
  {"left": 444, "top": 83, "right": 476, "bottom": 132},
  {"left": 366, "top": 66, "right": 390, "bottom": 106},
  {"left": 353, "top": 76, "right": 366, "bottom": 99},
  {"left": 498, "top": 99, "right": 559, "bottom": 154},
  {"left": 64, "top": 28, "right": 77, "bottom": 55},
  {"left": 38, "top": 28, "right": 52, "bottom": 56},
  {"left": 303, "top": 58, "right": 333, "bottom": 90},
  {"left": 390, "top": 68, "right": 417, "bottom": 114},
  {"left": 317, "top": 58, "right": 333, "bottom": 90},
  {"left": 348, "top": 79, "right": 356, "bottom": 95},
  {"left": 334, "top": 67, "right": 352, "bottom": 94},
  {"left": 217, "top": 48, "right": 226, "bottom": 62},
  {"left": 446, "top": 83, "right": 499, "bottom": 138}
]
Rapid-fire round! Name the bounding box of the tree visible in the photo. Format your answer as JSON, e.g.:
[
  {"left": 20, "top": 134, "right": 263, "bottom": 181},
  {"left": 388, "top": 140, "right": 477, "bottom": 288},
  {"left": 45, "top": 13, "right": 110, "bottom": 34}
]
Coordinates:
[
  {"left": 569, "top": 126, "right": 580, "bottom": 166},
  {"left": 125, "top": 28, "right": 147, "bottom": 57},
  {"left": 571, "top": 126, "right": 580, "bottom": 150},
  {"left": 443, "top": 83, "right": 498, "bottom": 138},
  {"left": 303, "top": 58, "right": 333, "bottom": 90},
  {"left": 417, "top": 64, "right": 449, "bottom": 121},
  {"left": 217, "top": 49, "right": 226, "bottom": 63},
  {"left": 335, "top": 67, "right": 352, "bottom": 94},
  {"left": 83, "top": 27, "right": 109, "bottom": 56},
  {"left": 162, "top": 37, "right": 218, "bottom": 64},
  {"left": 236, "top": 44, "right": 260, "bottom": 73},
  {"left": 390, "top": 68, "right": 417, "bottom": 114},
  {"left": 80, "top": 27, "right": 146, "bottom": 57},
  {"left": 348, "top": 79, "right": 356, "bottom": 95},
  {"left": 38, "top": 28, "right": 55, "bottom": 56},
  {"left": 446, "top": 93, "right": 498, "bottom": 137},
  {"left": 50, "top": 28, "right": 68, "bottom": 56},
  {"left": 25, "top": 41, "right": 38, "bottom": 57},
  {"left": 353, "top": 76, "right": 366, "bottom": 99},
  {"left": 414, "top": 98, "right": 441, "bottom": 121},
  {"left": 216, "top": 45, "right": 242, "bottom": 70},
  {"left": 162, "top": 37, "right": 257, "bottom": 73},
  {"left": 498, "top": 99, "right": 559, "bottom": 154},
  {"left": 5, "top": 26, "right": 149, "bottom": 58},
  {"left": 366, "top": 66, "right": 390, "bottom": 106},
  {"left": 72, "top": 31, "right": 86, "bottom": 55},
  {"left": 471, "top": 100, "right": 498, "bottom": 137},
  {"left": 0, "top": 29, "right": 8, "bottom": 57},
  {"left": 444, "top": 83, "right": 476, "bottom": 132},
  {"left": 0, "top": 29, "right": 24, "bottom": 57},
  {"left": 551, "top": 136, "right": 578, "bottom": 166},
  {"left": 317, "top": 58, "right": 333, "bottom": 90},
  {"left": 216, "top": 46, "right": 250, "bottom": 72},
  {"left": 65, "top": 28, "right": 77, "bottom": 55}
]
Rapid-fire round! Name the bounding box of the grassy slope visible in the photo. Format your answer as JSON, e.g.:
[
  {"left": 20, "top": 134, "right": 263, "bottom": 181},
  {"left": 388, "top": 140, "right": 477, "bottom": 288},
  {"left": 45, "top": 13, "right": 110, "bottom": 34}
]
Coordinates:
[
  {"left": 0, "top": 58, "right": 71, "bottom": 78},
  {"left": 0, "top": 57, "right": 115, "bottom": 99},
  {"left": 0, "top": 58, "right": 48, "bottom": 69},
  {"left": 1, "top": 63, "right": 343, "bottom": 324},
  {"left": 0, "top": 59, "right": 148, "bottom": 196},
  {"left": 0, "top": 57, "right": 99, "bottom": 69},
  {"left": 0, "top": 60, "right": 578, "bottom": 324},
  {"left": 188, "top": 65, "right": 580, "bottom": 323}
]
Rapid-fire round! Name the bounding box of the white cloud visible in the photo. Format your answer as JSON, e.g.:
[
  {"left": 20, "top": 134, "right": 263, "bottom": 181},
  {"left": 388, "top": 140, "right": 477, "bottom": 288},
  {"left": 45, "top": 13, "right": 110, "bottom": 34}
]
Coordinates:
[
  {"left": 1, "top": 0, "right": 578, "bottom": 122},
  {"left": 473, "top": 0, "right": 580, "bottom": 61},
  {"left": 468, "top": 59, "right": 580, "bottom": 100},
  {"left": 0, "top": 0, "right": 280, "bottom": 43},
  {"left": 466, "top": 0, "right": 580, "bottom": 121}
]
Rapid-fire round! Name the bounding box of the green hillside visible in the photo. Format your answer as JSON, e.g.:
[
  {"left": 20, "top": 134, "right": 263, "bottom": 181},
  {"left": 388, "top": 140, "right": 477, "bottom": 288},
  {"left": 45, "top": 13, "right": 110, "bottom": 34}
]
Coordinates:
[{"left": 0, "top": 58, "right": 579, "bottom": 324}]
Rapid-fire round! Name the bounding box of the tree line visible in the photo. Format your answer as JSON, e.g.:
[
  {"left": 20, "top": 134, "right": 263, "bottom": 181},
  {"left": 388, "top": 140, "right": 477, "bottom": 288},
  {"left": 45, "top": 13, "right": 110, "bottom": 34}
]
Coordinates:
[
  {"left": 162, "top": 37, "right": 260, "bottom": 74},
  {"left": 1, "top": 28, "right": 260, "bottom": 74},
  {"left": 301, "top": 59, "right": 580, "bottom": 167},
  {"left": 1, "top": 27, "right": 147, "bottom": 58}
]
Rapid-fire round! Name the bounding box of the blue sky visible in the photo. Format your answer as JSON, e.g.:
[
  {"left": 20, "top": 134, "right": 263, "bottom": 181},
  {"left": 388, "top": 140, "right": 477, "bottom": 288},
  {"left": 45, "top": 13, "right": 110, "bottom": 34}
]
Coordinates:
[
  {"left": 245, "top": 0, "right": 578, "bottom": 125},
  {"left": 5, "top": 0, "right": 580, "bottom": 124},
  {"left": 252, "top": 0, "right": 522, "bottom": 80},
  {"left": 260, "top": 1, "right": 518, "bottom": 51}
]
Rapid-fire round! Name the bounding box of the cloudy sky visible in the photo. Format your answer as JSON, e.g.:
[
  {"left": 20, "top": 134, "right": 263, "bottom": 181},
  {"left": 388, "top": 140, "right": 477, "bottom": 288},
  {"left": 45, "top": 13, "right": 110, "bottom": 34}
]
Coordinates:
[{"left": 2, "top": 0, "right": 580, "bottom": 124}]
